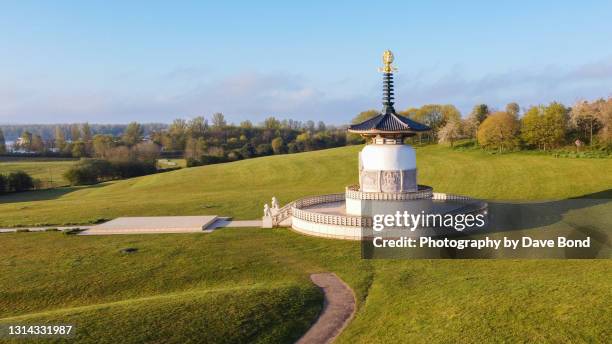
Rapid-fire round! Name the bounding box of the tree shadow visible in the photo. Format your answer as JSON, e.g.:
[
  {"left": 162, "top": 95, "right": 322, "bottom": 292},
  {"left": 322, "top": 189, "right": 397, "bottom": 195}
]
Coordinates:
[
  {"left": 0, "top": 184, "right": 107, "bottom": 204},
  {"left": 484, "top": 188, "right": 611, "bottom": 232},
  {"left": 364, "top": 189, "right": 611, "bottom": 259},
  {"left": 456, "top": 188, "right": 612, "bottom": 258}
]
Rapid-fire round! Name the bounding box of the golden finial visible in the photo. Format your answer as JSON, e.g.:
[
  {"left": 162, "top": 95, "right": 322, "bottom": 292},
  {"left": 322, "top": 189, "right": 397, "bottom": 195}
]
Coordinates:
[{"left": 379, "top": 49, "right": 397, "bottom": 73}]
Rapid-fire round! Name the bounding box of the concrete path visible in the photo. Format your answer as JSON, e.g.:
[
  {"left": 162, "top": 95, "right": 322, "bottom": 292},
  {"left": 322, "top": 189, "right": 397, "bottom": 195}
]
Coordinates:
[
  {"left": 0, "top": 226, "right": 93, "bottom": 233},
  {"left": 297, "top": 273, "right": 356, "bottom": 344},
  {"left": 2, "top": 218, "right": 264, "bottom": 235}
]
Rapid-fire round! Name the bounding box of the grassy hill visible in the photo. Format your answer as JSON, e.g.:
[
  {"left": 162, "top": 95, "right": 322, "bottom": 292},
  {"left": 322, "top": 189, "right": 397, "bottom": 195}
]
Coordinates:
[
  {"left": 1, "top": 145, "right": 611, "bottom": 343},
  {"left": 1, "top": 230, "right": 610, "bottom": 343},
  {"left": 1, "top": 145, "right": 611, "bottom": 227}
]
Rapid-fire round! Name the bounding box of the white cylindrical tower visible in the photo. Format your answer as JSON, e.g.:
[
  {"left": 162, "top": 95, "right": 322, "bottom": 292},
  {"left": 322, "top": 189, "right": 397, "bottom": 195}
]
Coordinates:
[{"left": 359, "top": 141, "right": 417, "bottom": 192}]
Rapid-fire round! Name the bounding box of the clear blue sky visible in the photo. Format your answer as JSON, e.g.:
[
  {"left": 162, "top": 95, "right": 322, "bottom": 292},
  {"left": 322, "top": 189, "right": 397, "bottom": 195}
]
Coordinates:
[{"left": 1, "top": 1, "right": 612, "bottom": 124}]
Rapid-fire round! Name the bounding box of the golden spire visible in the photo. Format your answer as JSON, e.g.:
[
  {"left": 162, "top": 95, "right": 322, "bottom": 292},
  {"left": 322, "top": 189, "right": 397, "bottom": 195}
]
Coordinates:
[{"left": 379, "top": 49, "right": 397, "bottom": 73}]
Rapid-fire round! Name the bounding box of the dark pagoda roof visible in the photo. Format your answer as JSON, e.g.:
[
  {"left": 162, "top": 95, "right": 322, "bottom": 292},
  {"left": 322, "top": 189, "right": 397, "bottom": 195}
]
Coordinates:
[
  {"left": 348, "top": 53, "right": 430, "bottom": 136},
  {"left": 348, "top": 111, "right": 430, "bottom": 135}
]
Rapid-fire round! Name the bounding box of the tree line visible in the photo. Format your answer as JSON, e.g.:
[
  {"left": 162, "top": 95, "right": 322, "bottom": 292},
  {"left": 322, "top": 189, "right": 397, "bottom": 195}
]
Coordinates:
[
  {"left": 1, "top": 98, "right": 610, "bottom": 162},
  {"left": 348, "top": 98, "right": 611, "bottom": 153},
  {"left": 0, "top": 113, "right": 348, "bottom": 165}
]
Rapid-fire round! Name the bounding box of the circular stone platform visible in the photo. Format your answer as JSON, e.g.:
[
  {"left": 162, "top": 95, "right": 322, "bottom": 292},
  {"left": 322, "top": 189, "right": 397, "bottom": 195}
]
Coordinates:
[{"left": 288, "top": 186, "right": 487, "bottom": 241}]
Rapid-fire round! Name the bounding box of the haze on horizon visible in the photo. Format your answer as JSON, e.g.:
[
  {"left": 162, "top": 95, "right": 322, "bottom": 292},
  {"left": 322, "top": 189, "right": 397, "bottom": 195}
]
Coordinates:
[{"left": 1, "top": 1, "right": 612, "bottom": 125}]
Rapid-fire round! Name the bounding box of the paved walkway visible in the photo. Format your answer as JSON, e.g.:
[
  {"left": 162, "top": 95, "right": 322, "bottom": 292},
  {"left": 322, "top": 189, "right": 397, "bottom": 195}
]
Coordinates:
[
  {"left": 297, "top": 273, "right": 356, "bottom": 344},
  {"left": 1, "top": 218, "right": 263, "bottom": 235},
  {"left": 0, "top": 226, "right": 93, "bottom": 233}
]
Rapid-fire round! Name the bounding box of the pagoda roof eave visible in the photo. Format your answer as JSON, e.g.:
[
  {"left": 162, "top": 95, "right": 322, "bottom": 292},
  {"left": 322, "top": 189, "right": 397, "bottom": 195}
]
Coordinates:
[{"left": 348, "top": 112, "right": 431, "bottom": 134}]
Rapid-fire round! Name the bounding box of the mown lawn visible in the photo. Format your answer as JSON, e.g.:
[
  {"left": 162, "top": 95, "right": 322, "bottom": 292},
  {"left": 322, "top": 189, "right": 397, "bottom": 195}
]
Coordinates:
[
  {"left": 0, "top": 230, "right": 610, "bottom": 343},
  {"left": 0, "top": 159, "right": 76, "bottom": 188},
  {"left": 0, "top": 145, "right": 610, "bottom": 227}
]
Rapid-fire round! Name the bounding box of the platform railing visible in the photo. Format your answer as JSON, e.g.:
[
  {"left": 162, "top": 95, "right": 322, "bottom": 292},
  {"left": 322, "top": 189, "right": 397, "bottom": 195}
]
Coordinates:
[
  {"left": 345, "top": 184, "right": 433, "bottom": 200},
  {"left": 290, "top": 193, "right": 372, "bottom": 227}
]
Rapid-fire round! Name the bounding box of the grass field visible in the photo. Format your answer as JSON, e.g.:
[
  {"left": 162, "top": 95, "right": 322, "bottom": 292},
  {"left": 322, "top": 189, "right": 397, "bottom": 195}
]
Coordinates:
[
  {"left": 0, "top": 145, "right": 611, "bottom": 227},
  {"left": 0, "top": 159, "right": 76, "bottom": 188},
  {"left": 1, "top": 145, "right": 611, "bottom": 343},
  {"left": 0, "top": 230, "right": 609, "bottom": 343}
]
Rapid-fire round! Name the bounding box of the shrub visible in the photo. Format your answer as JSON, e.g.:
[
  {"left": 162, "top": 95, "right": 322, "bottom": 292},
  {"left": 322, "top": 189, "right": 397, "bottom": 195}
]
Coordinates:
[
  {"left": 64, "top": 160, "right": 111, "bottom": 185},
  {"left": 186, "top": 158, "right": 202, "bottom": 167},
  {"left": 199, "top": 155, "right": 228, "bottom": 165},
  {"left": 111, "top": 161, "right": 157, "bottom": 178},
  {"left": 64, "top": 159, "right": 156, "bottom": 185},
  {"left": 7, "top": 171, "right": 34, "bottom": 192},
  {"left": 0, "top": 174, "right": 7, "bottom": 194}
]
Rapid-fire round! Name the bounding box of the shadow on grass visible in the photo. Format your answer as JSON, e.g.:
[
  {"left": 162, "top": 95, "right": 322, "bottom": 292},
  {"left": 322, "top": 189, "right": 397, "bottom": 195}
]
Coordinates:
[
  {"left": 0, "top": 184, "right": 107, "bottom": 204},
  {"left": 364, "top": 189, "right": 611, "bottom": 259},
  {"left": 462, "top": 188, "right": 611, "bottom": 258}
]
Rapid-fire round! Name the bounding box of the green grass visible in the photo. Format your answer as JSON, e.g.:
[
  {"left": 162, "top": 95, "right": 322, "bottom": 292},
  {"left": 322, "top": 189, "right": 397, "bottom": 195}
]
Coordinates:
[
  {"left": 0, "top": 230, "right": 368, "bottom": 343},
  {"left": 1, "top": 145, "right": 611, "bottom": 342},
  {"left": 0, "top": 230, "right": 610, "bottom": 343},
  {"left": 0, "top": 159, "right": 76, "bottom": 188},
  {"left": 1, "top": 145, "right": 611, "bottom": 227}
]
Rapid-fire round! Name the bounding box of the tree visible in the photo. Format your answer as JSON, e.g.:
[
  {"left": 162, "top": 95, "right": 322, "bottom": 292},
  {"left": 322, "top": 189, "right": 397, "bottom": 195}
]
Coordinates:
[
  {"left": 212, "top": 112, "right": 227, "bottom": 129},
  {"left": 570, "top": 100, "right": 601, "bottom": 146},
  {"left": 31, "top": 135, "right": 45, "bottom": 153},
  {"left": 521, "top": 103, "right": 568, "bottom": 150},
  {"left": 477, "top": 111, "right": 519, "bottom": 152},
  {"left": 506, "top": 103, "right": 520, "bottom": 117},
  {"left": 264, "top": 117, "right": 281, "bottom": 129},
  {"left": 19, "top": 131, "right": 33, "bottom": 151},
  {"left": 184, "top": 137, "right": 206, "bottom": 159},
  {"left": 240, "top": 120, "right": 253, "bottom": 129},
  {"left": 167, "top": 119, "right": 188, "bottom": 151},
  {"left": 317, "top": 121, "right": 326, "bottom": 132},
  {"left": 92, "top": 135, "right": 114, "bottom": 158},
  {"left": 465, "top": 104, "right": 490, "bottom": 139},
  {"left": 411, "top": 104, "right": 460, "bottom": 141},
  {"left": 54, "top": 126, "right": 66, "bottom": 151},
  {"left": 256, "top": 143, "right": 273, "bottom": 156},
  {"left": 133, "top": 142, "right": 160, "bottom": 163},
  {"left": 71, "top": 141, "right": 87, "bottom": 158},
  {"left": 0, "top": 129, "right": 6, "bottom": 154},
  {"left": 596, "top": 97, "right": 612, "bottom": 144},
  {"left": 351, "top": 109, "right": 379, "bottom": 124},
  {"left": 82, "top": 122, "right": 93, "bottom": 142},
  {"left": 122, "top": 122, "right": 143, "bottom": 146},
  {"left": 187, "top": 116, "right": 207, "bottom": 138},
  {"left": 239, "top": 143, "right": 256, "bottom": 158},
  {"left": 438, "top": 119, "right": 463, "bottom": 147},
  {"left": 70, "top": 124, "right": 81, "bottom": 141},
  {"left": 306, "top": 120, "right": 315, "bottom": 132},
  {"left": 271, "top": 137, "right": 285, "bottom": 154}
]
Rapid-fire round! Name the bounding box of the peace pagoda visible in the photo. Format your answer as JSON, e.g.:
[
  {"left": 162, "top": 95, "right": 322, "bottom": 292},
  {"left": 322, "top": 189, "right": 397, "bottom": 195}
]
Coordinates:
[{"left": 268, "top": 50, "right": 485, "bottom": 240}]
